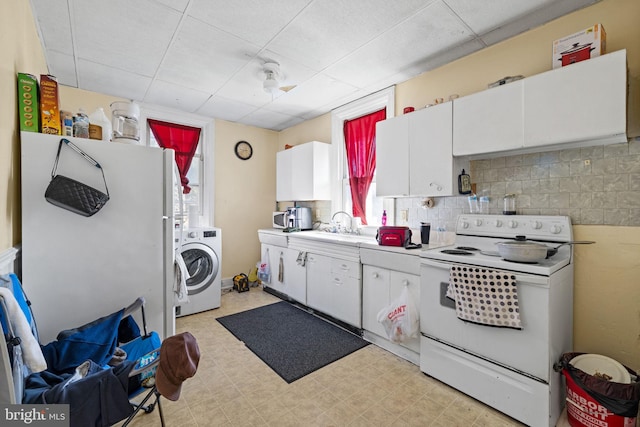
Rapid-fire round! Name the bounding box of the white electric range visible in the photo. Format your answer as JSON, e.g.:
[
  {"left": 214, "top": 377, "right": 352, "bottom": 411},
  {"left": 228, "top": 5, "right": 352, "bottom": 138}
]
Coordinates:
[{"left": 419, "top": 214, "right": 575, "bottom": 427}]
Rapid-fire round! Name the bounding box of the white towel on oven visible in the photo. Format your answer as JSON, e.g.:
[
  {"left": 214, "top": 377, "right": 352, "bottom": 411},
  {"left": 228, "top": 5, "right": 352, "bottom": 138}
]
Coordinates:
[{"left": 447, "top": 264, "right": 522, "bottom": 330}]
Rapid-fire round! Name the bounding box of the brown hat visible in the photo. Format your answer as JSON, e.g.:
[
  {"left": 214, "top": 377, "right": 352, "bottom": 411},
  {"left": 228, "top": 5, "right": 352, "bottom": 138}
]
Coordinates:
[{"left": 156, "top": 332, "right": 200, "bottom": 401}]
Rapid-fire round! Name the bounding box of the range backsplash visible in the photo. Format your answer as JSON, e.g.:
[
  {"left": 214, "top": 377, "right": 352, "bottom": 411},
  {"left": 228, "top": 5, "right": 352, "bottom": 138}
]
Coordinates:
[{"left": 396, "top": 138, "right": 640, "bottom": 231}]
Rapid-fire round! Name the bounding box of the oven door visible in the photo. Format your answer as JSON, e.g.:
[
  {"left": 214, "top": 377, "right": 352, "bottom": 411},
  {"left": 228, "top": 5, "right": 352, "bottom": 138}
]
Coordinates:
[{"left": 420, "top": 258, "right": 551, "bottom": 381}]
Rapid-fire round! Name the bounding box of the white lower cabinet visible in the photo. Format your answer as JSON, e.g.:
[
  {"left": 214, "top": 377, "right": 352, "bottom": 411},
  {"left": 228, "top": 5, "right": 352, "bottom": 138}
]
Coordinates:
[
  {"left": 260, "top": 244, "right": 306, "bottom": 305},
  {"left": 362, "top": 265, "right": 420, "bottom": 355},
  {"left": 306, "top": 252, "right": 361, "bottom": 328}
]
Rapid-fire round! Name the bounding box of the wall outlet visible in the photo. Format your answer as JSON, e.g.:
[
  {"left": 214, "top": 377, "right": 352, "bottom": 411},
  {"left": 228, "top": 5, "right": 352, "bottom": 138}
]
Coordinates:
[{"left": 401, "top": 209, "right": 408, "bottom": 221}]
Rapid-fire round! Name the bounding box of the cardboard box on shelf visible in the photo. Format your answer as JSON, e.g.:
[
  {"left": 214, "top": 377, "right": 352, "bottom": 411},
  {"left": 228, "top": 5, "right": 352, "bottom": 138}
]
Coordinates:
[
  {"left": 552, "top": 24, "right": 606, "bottom": 69},
  {"left": 17, "top": 73, "right": 39, "bottom": 132},
  {"left": 39, "top": 74, "right": 61, "bottom": 135}
]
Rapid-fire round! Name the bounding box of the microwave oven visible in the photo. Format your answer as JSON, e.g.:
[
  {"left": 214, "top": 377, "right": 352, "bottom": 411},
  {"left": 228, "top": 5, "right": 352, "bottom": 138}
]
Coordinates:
[{"left": 272, "top": 211, "right": 287, "bottom": 228}]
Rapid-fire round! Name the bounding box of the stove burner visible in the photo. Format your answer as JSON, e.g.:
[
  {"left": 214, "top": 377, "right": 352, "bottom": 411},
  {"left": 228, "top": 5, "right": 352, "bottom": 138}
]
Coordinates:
[
  {"left": 505, "top": 258, "right": 539, "bottom": 264},
  {"left": 456, "top": 246, "right": 479, "bottom": 251},
  {"left": 441, "top": 249, "right": 474, "bottom": 255}
]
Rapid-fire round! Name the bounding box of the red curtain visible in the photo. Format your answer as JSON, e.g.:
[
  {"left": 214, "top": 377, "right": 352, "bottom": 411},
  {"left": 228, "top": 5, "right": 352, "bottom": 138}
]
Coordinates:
[
  {"left": 343, "top": 108, "right": 386, "bottom": 225},
  {"left": 148, "top": 119, "right": 201, "bottom": 194}
]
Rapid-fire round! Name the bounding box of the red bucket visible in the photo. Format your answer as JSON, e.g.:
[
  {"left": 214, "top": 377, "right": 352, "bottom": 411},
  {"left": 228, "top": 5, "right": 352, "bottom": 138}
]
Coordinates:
[
  {"left": 564, "top": 371, "right": 636, "bottom": 427},
  {"left": 560, "top": 353, "right": 639, "bottom": 427}
]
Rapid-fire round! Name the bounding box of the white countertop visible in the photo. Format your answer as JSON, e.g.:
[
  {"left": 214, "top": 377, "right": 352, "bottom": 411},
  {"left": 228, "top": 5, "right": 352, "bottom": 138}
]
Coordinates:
[{"left": 259, "top": 228, "right": 448, "bottom": 253}]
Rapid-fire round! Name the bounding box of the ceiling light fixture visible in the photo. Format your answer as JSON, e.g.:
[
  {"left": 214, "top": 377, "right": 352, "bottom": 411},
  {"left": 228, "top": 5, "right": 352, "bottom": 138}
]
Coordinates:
[{"left": 262, "top": 62, "right": 282, "bottom": 94}]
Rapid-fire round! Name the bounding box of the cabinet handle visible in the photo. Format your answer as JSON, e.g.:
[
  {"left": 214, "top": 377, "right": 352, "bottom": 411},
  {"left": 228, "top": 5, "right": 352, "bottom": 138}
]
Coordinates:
[
  {"left": 372, "top": 272, "right": 379, "bottom": 278},
  {"left": 429, "top": 182, "right": 443, "bottom": 192},
  {"left": 402, "top": 279, "right": 409, "bottom": 286}
]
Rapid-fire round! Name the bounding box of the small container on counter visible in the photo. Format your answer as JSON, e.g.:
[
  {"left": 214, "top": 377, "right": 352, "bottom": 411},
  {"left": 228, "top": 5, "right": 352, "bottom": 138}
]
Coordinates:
[
  {"left": 479, "top": 195, "right": 490, "bottom": 214},
  {"left": 503, "top": 194, "right": 516, "bottom": 215},
  {"left": 468, "top": 194, "right": 478, "bottom": 213},
  {"left": 420, "top": 222, "right": 431, "bottom": 244}
]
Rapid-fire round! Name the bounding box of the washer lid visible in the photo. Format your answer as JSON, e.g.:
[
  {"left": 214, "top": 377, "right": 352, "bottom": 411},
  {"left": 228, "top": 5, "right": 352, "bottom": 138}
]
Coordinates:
[{"left": 570, "top": 354, "right": 631, "bottom": 384}]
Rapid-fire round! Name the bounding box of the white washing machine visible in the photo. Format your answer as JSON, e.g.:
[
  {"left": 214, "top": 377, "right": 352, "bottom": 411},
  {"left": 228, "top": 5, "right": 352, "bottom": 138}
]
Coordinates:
[{"left": 175, "top": 227, "right": 222, "bottom": 317}]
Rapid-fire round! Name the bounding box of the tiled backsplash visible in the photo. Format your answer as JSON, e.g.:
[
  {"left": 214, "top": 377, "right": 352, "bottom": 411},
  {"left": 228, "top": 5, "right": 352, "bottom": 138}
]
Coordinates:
[{"left": 396, "top": 138, "right": 640, "bottom": 231}]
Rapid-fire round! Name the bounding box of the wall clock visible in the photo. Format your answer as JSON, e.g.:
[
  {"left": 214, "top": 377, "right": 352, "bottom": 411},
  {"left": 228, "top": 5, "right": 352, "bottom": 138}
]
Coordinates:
[{"left": 234, "top": 140, "right": 253, "bottom": 160}]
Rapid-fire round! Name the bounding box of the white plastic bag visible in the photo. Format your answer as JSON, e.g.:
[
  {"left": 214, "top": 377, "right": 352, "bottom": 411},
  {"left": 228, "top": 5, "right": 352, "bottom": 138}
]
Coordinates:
[
  {"left": 376, "top": 286, "right": 419, "bottom": 343},
  {"left": 258, "top": 248, "right": 271, "bottom": 283}
]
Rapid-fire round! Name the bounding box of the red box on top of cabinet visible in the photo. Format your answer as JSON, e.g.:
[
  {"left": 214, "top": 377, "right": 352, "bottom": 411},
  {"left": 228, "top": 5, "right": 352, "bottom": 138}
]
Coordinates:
[{"left": 552, "top": 24, "right": 606, "bottom": 69}]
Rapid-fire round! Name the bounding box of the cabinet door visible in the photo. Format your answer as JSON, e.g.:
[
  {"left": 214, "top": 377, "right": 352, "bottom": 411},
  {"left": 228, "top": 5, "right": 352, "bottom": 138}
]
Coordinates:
[
  {"left": 331, "top": 275, "right": 361, "bottom": 327},
  {"left": 283, "top": 248, "right": 306, "bottom": 304},
  {"left": 263, "top": 245, "right": 287, "bottom": 293},
  {"left": 389, "top": 272, "right": 420, "bottom": 352},
  {"left": 524, "top": 50, "right": 627, "bottom": 148},
  {"left": 409, "top": 103, "right": 455, "bottom": 196},
  {"left": 453, "top": 81, "right": 524, "bottom": 156},
  {"left": 276, "top": 150, "right": 293, "bottom": 201},
  {"left": 306, "top": 253, "right": 332, "bottom": 313},
  {"left": 362, "top": 265, "right": 391, "bottom": 338},
  {"left": 376, "top": 115, "right": 410, "bottom": 196}
]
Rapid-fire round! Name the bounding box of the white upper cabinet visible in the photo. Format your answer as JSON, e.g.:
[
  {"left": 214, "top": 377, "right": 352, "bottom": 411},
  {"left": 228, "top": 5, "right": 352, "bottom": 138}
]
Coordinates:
[
  {"left": 453, "top": 80, "right": 524, "bottom": 156},
  {"left": 377, "top": 103, "right": 459, "bottom": 197},
  {"left": 523, "top": 49, "right": 627, "bottom": 148},
  {"left": 276, "top": 141, "right": 331, "bottom": 201},
  {"left": 376, "top": 114, "right": 410, "bottom": 196},
  {"left": 409, "top": 103, "right": 456, "bottom": 196}
]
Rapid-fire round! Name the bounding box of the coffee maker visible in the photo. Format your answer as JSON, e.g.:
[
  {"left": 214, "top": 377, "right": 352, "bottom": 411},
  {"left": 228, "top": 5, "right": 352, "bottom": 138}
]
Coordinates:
[{"left": 285, "top": 207, "right": 312, "bottom": 231}]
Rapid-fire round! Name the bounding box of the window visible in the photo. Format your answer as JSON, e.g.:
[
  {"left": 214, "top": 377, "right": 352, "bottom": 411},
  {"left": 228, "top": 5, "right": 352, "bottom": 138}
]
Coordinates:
[
  {"left": 331, "top": 87, "right": 395, "bottom": 226},
  {"left": 139, "top": 107, "right": 214, "bottom": 227}
]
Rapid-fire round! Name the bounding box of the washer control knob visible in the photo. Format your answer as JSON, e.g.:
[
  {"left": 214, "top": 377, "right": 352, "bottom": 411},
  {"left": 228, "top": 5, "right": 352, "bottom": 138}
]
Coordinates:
[
  {"left": 493, "top": 220, "right": 503, "bottom": 227},
  {"left": 508, "top": 220, "right": 518, "bottom": 228},
  {"left": 460, "top": 221, "right": 469, "bottom": 229},
  {"left": 188, "top": 231, "right": 198, "bottom": 239},
  {"left": 474, "top": 219, "right": 483, "bottom": 226},
  {"left": 531, "top": 221, "right": 543, "bottom": 230},
  {"left": 551, "top": 225, "right": 563, "bottom": 234}
]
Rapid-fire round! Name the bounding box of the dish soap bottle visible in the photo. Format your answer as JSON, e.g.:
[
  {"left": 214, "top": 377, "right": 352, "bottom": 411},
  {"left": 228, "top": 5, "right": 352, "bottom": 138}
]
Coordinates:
[{"left": 381, "top": 210, "right": 387, "bottom": 226}]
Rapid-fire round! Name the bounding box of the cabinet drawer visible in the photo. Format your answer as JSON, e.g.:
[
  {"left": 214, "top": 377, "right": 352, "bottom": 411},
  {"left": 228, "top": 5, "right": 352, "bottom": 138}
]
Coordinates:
[{"left": 331, "top": 258, "right": 360, "bottom": 279}]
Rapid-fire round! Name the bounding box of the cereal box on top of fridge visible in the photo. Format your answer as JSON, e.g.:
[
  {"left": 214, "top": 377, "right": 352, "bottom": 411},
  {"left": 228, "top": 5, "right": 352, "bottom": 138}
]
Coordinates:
[
  {"left": 17, "top": 73, "right": 39, "bottom": 132},
  {"left": 39, "top": 74, "right": 61, "bottom": 135}
]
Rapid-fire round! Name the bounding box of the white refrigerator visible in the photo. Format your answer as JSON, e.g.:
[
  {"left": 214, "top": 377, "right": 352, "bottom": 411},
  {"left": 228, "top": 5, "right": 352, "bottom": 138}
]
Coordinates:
[{"left": 20, "top": 131, "right": 176, "bottom": 344}]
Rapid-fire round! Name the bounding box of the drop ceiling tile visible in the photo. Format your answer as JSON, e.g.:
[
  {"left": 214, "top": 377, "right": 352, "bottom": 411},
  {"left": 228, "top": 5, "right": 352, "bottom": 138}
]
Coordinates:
[
  {"left": 77, "top": 60, "right": 151, "bottom": 101},
  {"left": 72, "top": 0, "right": 182, "bottom": 77},
  {"left": 444, "top": 0, "right": 554, "bottom": 35},
  {"left": 241, "top": 108, "right": 301, "bottom": 131},
  {"left": 266, "top": 0, "right": 435, "bottom": 70},
  {"left": 188, "top": 0, "right": 312, "bottom": 46},
  {"left": 31, "top": 0, "right": 73, "bottom": 54},
  {"left": 272, "top": 73, "right": 359, "bottom": 111},
  {"left": 324, "top": 1, "right": 475, "bottom": 88},
  {"left": 158, "top": 16, "right": 262, "bottom": 93},
  {"left": 145, "top": 79, "right": 212, "bottom": 112},
  {"left": 153, "top": 0, "right": 190, "bottom": 13},
  {"left": 478, "top": 0, "right": 599, "bottom": 46},
  {"left": 196, "top": 96, "right": 258, "bottom": 121},
  {"left": 46, "top": 52, "right": 77, "bottom": 87}
]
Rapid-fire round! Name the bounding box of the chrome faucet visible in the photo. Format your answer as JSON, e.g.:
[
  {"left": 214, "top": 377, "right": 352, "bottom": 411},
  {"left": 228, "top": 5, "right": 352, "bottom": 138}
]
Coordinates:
[
  {"left": 331, "top": 210, "right": 352, "bottom": 222},
  {"left": 330, "top": 211, "right": 358, "bottom": 234}
]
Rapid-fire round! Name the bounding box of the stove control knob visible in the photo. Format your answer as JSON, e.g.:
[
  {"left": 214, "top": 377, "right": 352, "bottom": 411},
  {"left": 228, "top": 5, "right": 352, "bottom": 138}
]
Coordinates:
[
  {"left": 474, "top": 219, "right": 483, "bottom": 226},
  {"left": 493, "top": 220, "right": 502, "bottom": 227},
  {"left": 508, "top": 220, "right": 518, "bottom": 228},
  {"left": 531, "top": 221, "right": 543, "bottom": 230},
  {"left": 551, "top": 225, "right": 563, "bottom": 234},
  {"left": 460, "top": 221, "right": 469, "bottom": 229}
]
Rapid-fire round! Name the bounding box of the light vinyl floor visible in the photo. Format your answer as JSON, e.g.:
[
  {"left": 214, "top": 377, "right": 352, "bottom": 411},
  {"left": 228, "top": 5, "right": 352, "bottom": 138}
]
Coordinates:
[{"left": 123, "top": 287, "right": 553, "bottom": 426}]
